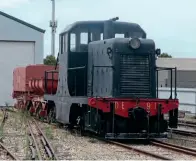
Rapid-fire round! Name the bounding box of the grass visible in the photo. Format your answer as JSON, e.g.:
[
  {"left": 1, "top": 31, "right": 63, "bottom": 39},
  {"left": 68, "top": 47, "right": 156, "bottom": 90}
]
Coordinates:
[
  {"left": 0, "top": 110, "right": 7, "bottom": 139},
  {"left": 45, "top": 126, "right": 54, "bottom": 140},
  {"left": 0, "top": 124, "right": 4, "bottom": 140},
  {"left": 3, "top": 108, "right": 31, "bottom": 159},
  {"left": 24, "top": 127, "right": 31, "bottom": 160},
  {"left": 11, "top": 108, "right": 32, "bottom": 160}
]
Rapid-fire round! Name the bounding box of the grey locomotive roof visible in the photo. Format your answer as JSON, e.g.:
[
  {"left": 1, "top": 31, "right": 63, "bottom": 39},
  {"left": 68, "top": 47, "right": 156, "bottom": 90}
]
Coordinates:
[
  {"left": 60, "top": 20, "right": 146, "bottom": 36},
  {"left": 0, "top": 11, "right": 45, "bottom": 33},
  {"left": 156, "top": 58, "right": 196, "bottom": 70}
]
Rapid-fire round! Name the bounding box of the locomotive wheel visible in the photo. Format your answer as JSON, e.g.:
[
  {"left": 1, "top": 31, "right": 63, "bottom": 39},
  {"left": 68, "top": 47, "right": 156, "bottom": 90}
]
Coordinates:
[
  {"left": 78, "top": 116, "right": 86, "bottom": 136},
  {"left": 99, "top": 120, "right": 106, "bottom": 137},
  {"left": 96, "top": 114, "right": 105, "bottom": 136}
]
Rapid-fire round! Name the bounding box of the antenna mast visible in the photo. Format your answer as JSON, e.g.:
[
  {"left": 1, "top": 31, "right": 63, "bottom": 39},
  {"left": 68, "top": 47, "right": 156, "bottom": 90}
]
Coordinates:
[{"left": 50, "top": 0, "right": 57, "bottom": 57}]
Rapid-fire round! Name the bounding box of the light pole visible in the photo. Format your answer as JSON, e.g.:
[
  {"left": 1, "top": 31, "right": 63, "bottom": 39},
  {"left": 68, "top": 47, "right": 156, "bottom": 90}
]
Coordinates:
[{"left": 50, "top": 0, "right": 57, "bottom": 57}]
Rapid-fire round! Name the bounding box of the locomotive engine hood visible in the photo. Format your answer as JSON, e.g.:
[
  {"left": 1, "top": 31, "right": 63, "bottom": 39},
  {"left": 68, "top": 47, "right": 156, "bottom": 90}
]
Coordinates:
[{"left": 87, "top": 38, "right": 157, "bottom": 99}]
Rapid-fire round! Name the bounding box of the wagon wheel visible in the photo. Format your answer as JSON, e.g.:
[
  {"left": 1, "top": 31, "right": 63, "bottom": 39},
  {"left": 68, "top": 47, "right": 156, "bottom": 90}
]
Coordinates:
[
  {"left": 36, "top": 108, "right": 41, "bottom": 119},
  {"left": 35, "top": 103, "right": 42, "bottom": 119},
  {"left": 47, "top": 108, "right": 55, "bottom": 124},
  {"left": 28, "top": 105, "right": 34, "bottom": 116}
]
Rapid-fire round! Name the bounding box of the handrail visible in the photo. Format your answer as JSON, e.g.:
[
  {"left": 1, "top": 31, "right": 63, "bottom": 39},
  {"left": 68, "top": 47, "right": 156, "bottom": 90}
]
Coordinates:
[
  {"left": 44, "top": 70, "right": 58, "bottom": 95},
  {"left": 156, "top": 67, "right": 177, "bottom": 99}
]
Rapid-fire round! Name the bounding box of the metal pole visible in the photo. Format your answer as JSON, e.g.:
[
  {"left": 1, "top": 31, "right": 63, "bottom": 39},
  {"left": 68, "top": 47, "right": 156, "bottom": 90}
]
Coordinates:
[
  {"left": 170, "top": 69, "right": 173, "bottom": 99},
  {"left": 50, "top": 0, "right": 57, "bottom": 57},
  {"left": 156, "top": 69, "right": 158, "bottom": 98},
  {"left": 175, "top": 67, "right": 177, "bottom": 99}
]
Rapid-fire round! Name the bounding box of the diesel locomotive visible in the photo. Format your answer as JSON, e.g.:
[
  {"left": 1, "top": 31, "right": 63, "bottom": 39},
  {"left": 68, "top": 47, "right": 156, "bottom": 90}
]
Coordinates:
[{"left": 13, "top": 17, "right": 179, "bottom": 139}]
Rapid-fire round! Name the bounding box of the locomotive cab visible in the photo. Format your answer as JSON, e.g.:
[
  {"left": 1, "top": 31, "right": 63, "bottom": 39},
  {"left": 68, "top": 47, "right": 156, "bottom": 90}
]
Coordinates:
[{"left": 57, "top": 18, "right": 147, "bottom": 97}]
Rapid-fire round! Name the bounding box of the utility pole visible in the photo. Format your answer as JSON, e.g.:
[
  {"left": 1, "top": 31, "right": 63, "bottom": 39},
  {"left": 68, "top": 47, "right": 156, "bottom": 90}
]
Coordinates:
[{"left": 50, "top": 0, "right": 57, "bottom": 57}]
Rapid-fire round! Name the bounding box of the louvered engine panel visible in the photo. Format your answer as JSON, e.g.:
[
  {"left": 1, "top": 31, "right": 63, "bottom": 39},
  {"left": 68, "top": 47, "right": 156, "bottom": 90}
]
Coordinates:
[{"left": 119, "top": 54, "right": 151, "bottom": 97}]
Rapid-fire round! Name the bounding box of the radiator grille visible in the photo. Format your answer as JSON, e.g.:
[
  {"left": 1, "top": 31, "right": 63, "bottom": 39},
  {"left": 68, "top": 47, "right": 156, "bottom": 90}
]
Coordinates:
[{"left": 119, "top": 54, "right": 151, "bottom": 97}]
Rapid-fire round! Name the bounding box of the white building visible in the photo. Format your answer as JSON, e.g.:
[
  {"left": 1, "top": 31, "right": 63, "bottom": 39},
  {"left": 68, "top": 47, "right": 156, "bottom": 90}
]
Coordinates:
[
  {"left": 156, "top": 58, "right": 196, "bottom": 88},
  {"left": 156, "top": 58, "right": 196, "bottom": 114},
  {"left": 0, "top": 11, "right": 45, "bottom": 106}
]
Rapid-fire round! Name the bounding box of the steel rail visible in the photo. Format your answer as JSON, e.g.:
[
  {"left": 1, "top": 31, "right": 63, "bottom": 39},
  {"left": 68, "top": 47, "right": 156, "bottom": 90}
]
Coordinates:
[
  {"left": 178, "top": 120, "right": 196, "bottom": 125},
  {"left": 178, "top": 122, "right": 196, "bottom": 128},
  {"left": 31, "top": 118, "right": 58, "bottom": 160},
  {"left": 28, "top": 121, "right": 42, "bottom": 160},
  {"left": 0, "top": 109, "right": 18, "bottom": 160},
  {"left": 150, "top": 139, "right": 196, "bottom": 157},
  {"left": 32, "top": 118, "right": 172, "bottom": 160},
  {"left": 0, "top": 142, "right": 18, "bottom": 160},
  {"left": 107, "top": 140, "right": 172, "bottom": 160},
  {"left": 168, "top": 129, "right": 196, "bottom": 136}
]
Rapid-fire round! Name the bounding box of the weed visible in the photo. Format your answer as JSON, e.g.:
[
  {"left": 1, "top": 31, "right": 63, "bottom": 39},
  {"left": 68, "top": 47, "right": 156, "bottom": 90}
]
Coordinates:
[
  {"left": 54, "top": 145, "right": 58, "bottom": 153},
  {"left": 0, "top": 125, "right": 4, "bottom": 139},
  {"left": 45, "top": 126, "right": 54, "bottom": 140},
  {"left": 24, "top": 124, "right": 30, "bottom": 159},
  {"left": 14, "top": 142, "right": 19, "bottom": 152}
]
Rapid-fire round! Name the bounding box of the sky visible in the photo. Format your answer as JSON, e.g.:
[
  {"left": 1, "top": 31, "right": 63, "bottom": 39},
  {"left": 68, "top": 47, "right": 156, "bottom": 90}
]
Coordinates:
[{"left": 0, "top": 0, "right": 196, "bottom": 58}]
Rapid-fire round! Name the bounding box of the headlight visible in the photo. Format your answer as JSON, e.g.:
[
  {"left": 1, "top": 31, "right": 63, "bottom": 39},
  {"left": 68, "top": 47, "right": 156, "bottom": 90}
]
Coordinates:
[{"left": 129, "top": 38, "right": 141, "bottom": 49}]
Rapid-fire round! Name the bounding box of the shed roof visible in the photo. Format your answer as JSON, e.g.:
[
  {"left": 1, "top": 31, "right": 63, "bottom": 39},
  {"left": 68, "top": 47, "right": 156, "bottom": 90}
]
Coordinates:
[
  {"left": 156, "top": 58, "right": 196, "bottom": 70},
  {"left": 0, "top": 11, "right": 45, "bottom": 33}
]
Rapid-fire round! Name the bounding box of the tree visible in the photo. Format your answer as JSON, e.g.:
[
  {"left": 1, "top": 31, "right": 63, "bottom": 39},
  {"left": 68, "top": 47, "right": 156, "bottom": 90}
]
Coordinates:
[
  {"left": 44, "top": 55, "right": 57, "bottom": 65},
  {"left": 158, "top": 53, "right": 172, "bottom": 58}
]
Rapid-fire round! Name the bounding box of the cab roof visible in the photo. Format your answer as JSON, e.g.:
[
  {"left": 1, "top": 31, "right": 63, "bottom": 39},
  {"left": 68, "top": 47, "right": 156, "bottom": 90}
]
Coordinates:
[{"left": 60, "top": 20, "right": 146, "bottom": 38}]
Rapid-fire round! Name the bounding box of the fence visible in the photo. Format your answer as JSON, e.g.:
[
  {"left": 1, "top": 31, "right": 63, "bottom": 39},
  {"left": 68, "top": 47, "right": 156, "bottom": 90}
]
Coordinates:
[{"left": 158, "top": 87, "right": 196, "bottom": 115}]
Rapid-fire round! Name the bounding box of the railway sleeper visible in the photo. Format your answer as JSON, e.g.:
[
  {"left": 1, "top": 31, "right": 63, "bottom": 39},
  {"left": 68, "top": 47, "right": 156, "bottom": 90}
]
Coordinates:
[
  {"left": 28, "top": 136, "right": 33, "bottom": 146},
  {"left": 29, "top": 146, "right": 36, "bottom": 160},
  {"left": 41, "top": 136, "right": 47, "bottom": 146},
  {"left": 45, "top": 146, "right": 53, "bottom": 159}
]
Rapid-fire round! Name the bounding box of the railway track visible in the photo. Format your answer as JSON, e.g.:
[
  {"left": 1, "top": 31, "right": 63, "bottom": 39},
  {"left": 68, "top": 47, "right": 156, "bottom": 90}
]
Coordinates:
[
  {"left": 34, "top": 116, "right": 196, "bottom": 160},
  {"left": 178, "top": 119, "right": 196, "bottom": 125},
  {"left": 178, "top": 122, "right": 196, "bottom": 128},
  {"left": 27, "top": 118, "right": 58, "bottom": 160},
  {"left": 0, "top": 142, "right": 18, "bottom": 160},
  {"left": 0, "top": 109, "right": 8, "bottom": 127},
  {"left": 105, "top": 139, "right": 196, "bottom": 160},
  {"left": 13, "top": 109, "right": 196, "bottom": 160},
  {"left": 106, "top": 140, "right": 171, "bottom": 160},
  {"left": 0, "top": 109, "right": 18, "bottom": 160},
  {"left": 168, "top": 129, "right": 196, "bottom": 137},
  {"left": 167, "top": 119, "right": 196, "bottom": 137},
  {"left": 166, "top": 119, "right": 196, "bottom": 128},
  {"left": 150, "top": 139, "right": 196, "bottom": 157}
]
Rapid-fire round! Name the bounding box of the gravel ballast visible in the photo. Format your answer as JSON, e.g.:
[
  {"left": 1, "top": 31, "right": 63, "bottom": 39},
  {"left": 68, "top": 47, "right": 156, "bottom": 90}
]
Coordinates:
[
  {"left": 38, "top": 122, "right": 156, "bottom": 160},
  {"left": 39, "top": 121, "right": 196, "bottom": 160},
  {"left": 0, "top": 110, "right": 28, "bottom": 160},
  {"left": 1, "top": 110, "right": 196, "bottom": 160}
]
